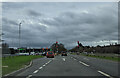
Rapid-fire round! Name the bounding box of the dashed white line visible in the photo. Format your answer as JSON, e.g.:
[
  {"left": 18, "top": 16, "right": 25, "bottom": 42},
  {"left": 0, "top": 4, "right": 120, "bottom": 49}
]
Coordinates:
[
  {"left": 33, "top": 70, "right": 39, "bottom": 73},
  {"left": 62, "top": 58, "right": 65, "bottom": 61},
  {"left": 83, "top": 58, "right": 89, "bottom": 60},
  {"left": 79, "top": 61, "right": 90, "bottom": 67},
  {"left": 45, "top": 63, "right": 48, "bottom": 65},
  {"left": 74, "top": 58, "right": 76, "bottom": 60},
  {"left": 98, "top": 71, "right": 113, "bottom": 78},
  {"left": 26, "top": 75, "right": 32, "bottom": 78},
  {"left": 39, "top": 67, "right": 43, "bottom": 69},
  {"left": 47, "top": 60, "right": 52, "bottom": 63},
  {"left": 43, "top": 64, "right": 46, "bottom": 67}
]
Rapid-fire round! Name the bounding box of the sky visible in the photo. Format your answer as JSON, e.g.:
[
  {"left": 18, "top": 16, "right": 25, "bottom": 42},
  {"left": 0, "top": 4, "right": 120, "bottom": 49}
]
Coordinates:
[{"left": 2, "top": 2, "right": 118, "bottom": 49}]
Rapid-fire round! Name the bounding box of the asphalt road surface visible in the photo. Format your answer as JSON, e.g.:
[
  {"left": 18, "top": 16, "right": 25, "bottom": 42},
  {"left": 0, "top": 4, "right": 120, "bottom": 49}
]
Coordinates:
[{"left": 10, "top": 54, "right": 119, "bottom": 78}]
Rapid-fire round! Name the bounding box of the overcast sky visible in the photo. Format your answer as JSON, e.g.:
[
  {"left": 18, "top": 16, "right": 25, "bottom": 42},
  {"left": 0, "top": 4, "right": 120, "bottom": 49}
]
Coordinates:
[{"left": 2, "top": 2, "right": 118, "bottom": 49}]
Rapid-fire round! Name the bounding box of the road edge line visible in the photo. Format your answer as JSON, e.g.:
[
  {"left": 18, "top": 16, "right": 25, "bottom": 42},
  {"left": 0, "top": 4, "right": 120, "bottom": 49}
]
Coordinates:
[{"left": 98, "top": 70, "right": 113, "bottom": 78}]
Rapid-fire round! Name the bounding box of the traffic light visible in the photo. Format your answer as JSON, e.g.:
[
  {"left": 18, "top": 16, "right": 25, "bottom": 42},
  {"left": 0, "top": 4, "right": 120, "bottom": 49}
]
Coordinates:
[
  {"left": 77, "top": 41, "right": 79, "bottom": 44},
  {"left": 56, "top": 41, "right": 58, "bottom": 44}
]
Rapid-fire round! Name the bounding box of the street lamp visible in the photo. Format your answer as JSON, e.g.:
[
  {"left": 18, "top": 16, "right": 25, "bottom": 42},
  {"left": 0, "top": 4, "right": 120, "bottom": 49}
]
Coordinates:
[{"left": 18, "top": 20, "right": 24, "bottom": 53}]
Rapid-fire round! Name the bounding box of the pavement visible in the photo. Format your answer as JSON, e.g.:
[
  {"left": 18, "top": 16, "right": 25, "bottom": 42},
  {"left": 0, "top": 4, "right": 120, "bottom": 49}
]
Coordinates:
[{"left": 6, "top": 54, "right": 119, "bottom": 78}]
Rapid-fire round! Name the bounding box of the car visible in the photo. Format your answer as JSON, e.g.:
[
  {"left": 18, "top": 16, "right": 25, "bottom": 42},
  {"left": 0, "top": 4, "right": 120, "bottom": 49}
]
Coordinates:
[
  {"left": 61, "top": 51, "right": 67, "bottom": 56},
  {"left": 46, "top": 51, "right": 54, "bottom": 58}
]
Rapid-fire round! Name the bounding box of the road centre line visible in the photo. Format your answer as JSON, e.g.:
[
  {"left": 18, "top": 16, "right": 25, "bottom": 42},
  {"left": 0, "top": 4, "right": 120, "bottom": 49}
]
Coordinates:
[
  {"left": 39, "top": 67, "right": 43, "bottom": 69},
  {"left": 74, "top": 58, "right": 76, "bottom": 60},
  {"left": 26, "top": 75, "right": 32, "bottom": 78},
  {"left": 33, "top": 70, "right": 39, "bottom": 73},
  {"left": 62, "top": 58, "right": 66, "bottom": 61},
  {"left": 98, "top": 71, "right": 113, "bottom": 78},
  {"left": 79, "top": 61, "right": 90, "bottom": 67},
  {"left": 43, "top": 64, "right": 46, "bottom": 67}
]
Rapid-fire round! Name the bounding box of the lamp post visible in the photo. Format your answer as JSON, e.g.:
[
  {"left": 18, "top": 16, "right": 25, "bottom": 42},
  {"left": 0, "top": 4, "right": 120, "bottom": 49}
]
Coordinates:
[{"left": 18, "top": 21, "right": 24, "bottom": 53}]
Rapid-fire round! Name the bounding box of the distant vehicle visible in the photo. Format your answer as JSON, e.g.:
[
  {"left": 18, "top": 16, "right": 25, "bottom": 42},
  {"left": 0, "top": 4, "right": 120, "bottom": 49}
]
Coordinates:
[
  {"left": 30, "top": 52, "right": 35, "bottom": 55},
  {"left": 35, "top": 53, "right": 40, "bottom": 55},
  {"left": 46, "top": 51, "right": 54, "bottom": 58},
  {"left": 76, "top": 52, "right": 80, "bottom": 55},
  {"left": 61, "top": 51, "right": 67, "bottom": 56},
  {"left": 54, "top": 53, "right": 57, "bottom": 56},
  {"left": 42, "top": 52, "right": 46, "bottom": 56}
]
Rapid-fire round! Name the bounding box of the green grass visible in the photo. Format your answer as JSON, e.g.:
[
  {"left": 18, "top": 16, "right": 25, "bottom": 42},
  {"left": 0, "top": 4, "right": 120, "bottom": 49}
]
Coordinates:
[
  {"left": 2, "top": 55, "right": 43, "bottom": 76},
  {"left": 80, "top": 54, "right": 120, "bottom": 62}
]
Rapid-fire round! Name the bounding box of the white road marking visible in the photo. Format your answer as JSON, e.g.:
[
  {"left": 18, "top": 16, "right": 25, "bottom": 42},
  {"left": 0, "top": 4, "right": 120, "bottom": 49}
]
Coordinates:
[
  {"left": 2, "top": 66, "right": 8, "bottom": 67},
  {"left": 98, "top": 71, "right": 113, "bottom": 78},
  {"left": 62, "top": 58, "right": 65, "bottom": 61},
  {"left": 74, "top": 58, "right": 76, "bottom": 60},
  {"left": 26, "top": 75, "right": 32, "bottom": 78},
  {"left": 45, "top": 63, "right": 48, "bottom": 65},
  {"left": 71, "top": 57, "right": 73, "bottom": 58},
  {"left": 39, "top": 67, "right": 43, "bottom": 69},
  {"left": 43, "top": 65, "right": 46, "bottom": 67},
  {"left": 47, "top": 62, "right": 50, "bottom": 63},
  {"left": 79, "top": 61, "right": 90, "bottom": 67},
  {"left": 33, "top": 70, "right": 39, "bottom": 73},
  {"left": 83, "top": 58, "right": 89, "bottom": 60}
]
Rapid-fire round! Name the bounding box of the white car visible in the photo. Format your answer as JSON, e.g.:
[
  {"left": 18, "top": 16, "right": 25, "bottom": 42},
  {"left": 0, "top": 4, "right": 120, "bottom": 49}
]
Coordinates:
[
  {"left": 30, "top": 52, "right": 35, "bottom": 55},
  {"left": 16, "top": 53, "right": 29, "bottom": 56}
]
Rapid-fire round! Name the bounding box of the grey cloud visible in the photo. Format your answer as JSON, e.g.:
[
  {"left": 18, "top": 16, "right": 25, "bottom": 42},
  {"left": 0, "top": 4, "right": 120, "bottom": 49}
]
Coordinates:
[
  {"left": 2, "top": 2, "right": 118, "bottom": 49},
  {"left": 2, "top": 17, "right": 18, "bottom": 25},
  {"left": 27, "top": 9, "right": 42, "bottom": 17}
]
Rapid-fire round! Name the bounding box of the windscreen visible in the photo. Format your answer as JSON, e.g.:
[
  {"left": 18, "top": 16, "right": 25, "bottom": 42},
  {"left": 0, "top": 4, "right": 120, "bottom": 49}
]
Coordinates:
[{"left": 48, "top": 52, "right": 53, "bottom": 54}]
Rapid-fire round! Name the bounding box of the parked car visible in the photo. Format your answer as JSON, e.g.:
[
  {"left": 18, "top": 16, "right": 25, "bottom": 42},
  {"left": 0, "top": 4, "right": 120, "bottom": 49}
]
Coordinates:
[
  {"left": 30, "top": 52, "right": 35, "bottom": 55},
  {"left": 46, "top": 51, "right": 54, "bottom": 58},
  {"left": 16, "top": 53, "right": 29, "bottom": 56},
  {"left": 61, "top": 51, "right": 67, "bottom": 56}
]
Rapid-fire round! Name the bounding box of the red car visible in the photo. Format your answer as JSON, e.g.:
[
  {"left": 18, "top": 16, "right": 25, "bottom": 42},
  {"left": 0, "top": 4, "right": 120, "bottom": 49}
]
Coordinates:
[{"left": 46, "top": 51, "right": 54, "bottom": 58}]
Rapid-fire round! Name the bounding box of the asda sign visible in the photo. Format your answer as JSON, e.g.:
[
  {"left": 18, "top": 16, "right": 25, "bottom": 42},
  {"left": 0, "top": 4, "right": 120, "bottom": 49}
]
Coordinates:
[{"left": 18, "top": 48, "right": 25, "bottom": 50}]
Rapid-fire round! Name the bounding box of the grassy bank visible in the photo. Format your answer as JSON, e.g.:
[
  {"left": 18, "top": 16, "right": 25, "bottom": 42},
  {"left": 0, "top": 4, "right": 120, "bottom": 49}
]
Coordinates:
[
  {"left": 71, "top": 53, "right": 120, "bottom": 62},
  {"left": 81, "top": 54, "right": 120, "bottom": 62},
  {"left": 2, "top": 55, "right": 43, "bottom": 76}
]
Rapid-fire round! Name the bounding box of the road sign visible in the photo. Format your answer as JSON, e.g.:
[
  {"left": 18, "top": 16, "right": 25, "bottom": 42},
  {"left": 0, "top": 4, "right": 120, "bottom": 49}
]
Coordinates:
[
  {"left": 18, "top": 48, "right": 25, "bottom": 50},
  {"left": 50, "top": 49, "right": 52, "bottom": 51}
]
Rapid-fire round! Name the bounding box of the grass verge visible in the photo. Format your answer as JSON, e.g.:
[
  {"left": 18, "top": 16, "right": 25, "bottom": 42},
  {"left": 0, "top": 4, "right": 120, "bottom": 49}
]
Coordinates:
[
  {"left": 71, "top": 53, "right": 120, "bottom": 62},
  {"left": 81, "top": 54, "right": 120, "bottom": 62},
  {"left": 2, "top": 55, "right": 43, "bottom": 76}
]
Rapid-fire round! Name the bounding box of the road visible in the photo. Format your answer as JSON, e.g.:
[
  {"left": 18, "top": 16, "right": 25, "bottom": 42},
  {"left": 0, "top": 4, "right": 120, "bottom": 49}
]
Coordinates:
[{"left": 9, "top": 54, "right": 119, "bottom": 78}]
